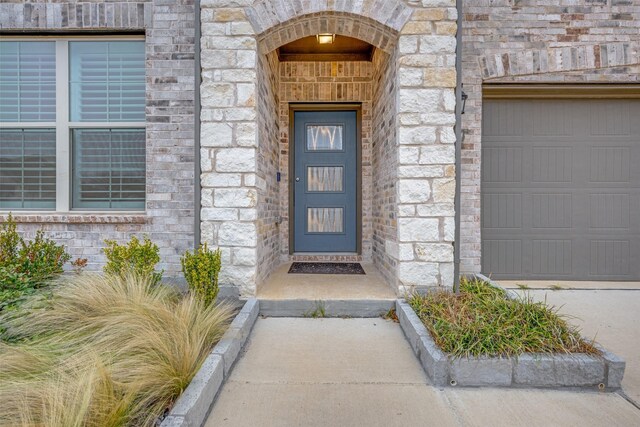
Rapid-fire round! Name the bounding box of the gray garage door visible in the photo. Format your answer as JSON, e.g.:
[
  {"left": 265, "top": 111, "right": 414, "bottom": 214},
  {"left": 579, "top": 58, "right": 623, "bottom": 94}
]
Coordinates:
[{"left": 482, "top": 98, "right": 640, "bottom": 280}]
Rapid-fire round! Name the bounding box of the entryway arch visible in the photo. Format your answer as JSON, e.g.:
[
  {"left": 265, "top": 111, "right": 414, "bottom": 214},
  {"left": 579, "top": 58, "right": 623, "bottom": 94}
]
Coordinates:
[{"left": 199, "top": 0, "right": 458, "bottom": 296}]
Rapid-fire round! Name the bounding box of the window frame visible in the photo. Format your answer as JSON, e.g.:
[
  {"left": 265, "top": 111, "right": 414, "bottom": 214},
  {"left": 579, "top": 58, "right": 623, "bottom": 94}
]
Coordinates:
[{"left": 0, "top": 35, "right": 146, "bottom": 213}]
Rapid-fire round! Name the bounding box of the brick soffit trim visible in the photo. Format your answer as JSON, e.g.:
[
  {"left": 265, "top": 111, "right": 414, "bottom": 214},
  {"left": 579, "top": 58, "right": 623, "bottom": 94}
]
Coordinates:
[{"left": 479, "top": 42, "right": 640, "bottom": 80}]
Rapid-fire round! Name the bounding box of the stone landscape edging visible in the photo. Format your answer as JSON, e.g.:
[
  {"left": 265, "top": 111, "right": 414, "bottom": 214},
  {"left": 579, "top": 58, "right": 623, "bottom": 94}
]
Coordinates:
[
  {"left": 160, "top": 298, "right": 259, "bottom": 427},
  {"left": 396, "top": 281, "right": 626, "bottom": 390}
]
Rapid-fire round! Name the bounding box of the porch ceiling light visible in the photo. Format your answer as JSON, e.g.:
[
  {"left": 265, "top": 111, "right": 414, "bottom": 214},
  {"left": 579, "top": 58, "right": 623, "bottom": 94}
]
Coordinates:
[{"left": 316, "top": 33, "right": 335, "bottom": 44}]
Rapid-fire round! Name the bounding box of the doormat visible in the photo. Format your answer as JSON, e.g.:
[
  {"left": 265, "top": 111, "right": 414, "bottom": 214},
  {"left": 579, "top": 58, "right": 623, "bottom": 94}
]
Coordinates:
[{"left": 288, "top": 262, "right": 366, "bottom": 275}]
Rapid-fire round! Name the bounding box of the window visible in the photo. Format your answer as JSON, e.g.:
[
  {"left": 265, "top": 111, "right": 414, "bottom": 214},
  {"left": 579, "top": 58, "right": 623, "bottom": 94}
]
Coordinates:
[{"left": 0, "top": 38, "right": 145, "bottom": 211}]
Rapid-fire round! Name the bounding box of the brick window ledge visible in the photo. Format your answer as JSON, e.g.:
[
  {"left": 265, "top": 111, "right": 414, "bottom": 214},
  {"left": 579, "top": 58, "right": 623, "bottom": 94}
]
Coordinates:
[{"left": 0, "top": 213, "right": 148, "bottom": 225}]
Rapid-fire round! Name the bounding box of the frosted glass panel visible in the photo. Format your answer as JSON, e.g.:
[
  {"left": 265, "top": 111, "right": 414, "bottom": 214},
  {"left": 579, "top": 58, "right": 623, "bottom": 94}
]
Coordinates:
[
  {"left": 307, "top": 208, "right": 343, "bottom": 233},
  {"left": 0, "top": 129, "right": 56, "bottom": 209},
  {"left": 0, "top": 42, "right": 56, "bottom": 122},
  {"left": 307, "top": 125, "right": 343, "bottom": 150},
  {"left": 307, "top": 166, "right": 343, "bottom": 192},
  {"left": 72, "top": 128, "right": 145, "bottom": 210},
  {"left": 70, "top": 41, "right": 145, "bottom": 122}
]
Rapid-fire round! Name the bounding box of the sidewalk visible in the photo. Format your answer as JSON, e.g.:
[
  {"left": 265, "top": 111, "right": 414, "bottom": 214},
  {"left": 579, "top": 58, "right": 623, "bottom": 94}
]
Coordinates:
[
  {"left": 517, "top": 285, "right": 640, "bottom": 407},
  {"left": 205, "top": 317, "right": 640, "bottom": 427}
]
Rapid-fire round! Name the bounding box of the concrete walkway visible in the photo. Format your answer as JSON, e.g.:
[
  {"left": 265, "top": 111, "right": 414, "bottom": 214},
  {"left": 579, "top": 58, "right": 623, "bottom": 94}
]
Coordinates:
[
  {"left": 514, "top": 285, "right": 640, "bottom": 407},
  {"left": 206, "top": 317, "right": 640, "bottom": 427}
]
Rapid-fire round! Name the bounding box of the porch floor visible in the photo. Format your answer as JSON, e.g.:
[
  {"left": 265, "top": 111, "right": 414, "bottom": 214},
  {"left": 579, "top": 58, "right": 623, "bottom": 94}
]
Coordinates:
[{"left": 258, "top": 262, "right": 396, "bottom": 300}]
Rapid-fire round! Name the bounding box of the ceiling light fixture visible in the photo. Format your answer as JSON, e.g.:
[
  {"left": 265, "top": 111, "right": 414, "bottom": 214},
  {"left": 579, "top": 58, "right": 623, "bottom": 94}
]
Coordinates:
[{"left": 316, "top": 33, "right": 335, "bottom": 44}]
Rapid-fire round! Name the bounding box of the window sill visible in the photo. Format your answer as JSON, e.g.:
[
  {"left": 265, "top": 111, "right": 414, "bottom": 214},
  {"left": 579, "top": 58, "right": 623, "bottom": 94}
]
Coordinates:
[{"left": 0, "top": 212, "right": 148, "bottom": 225}]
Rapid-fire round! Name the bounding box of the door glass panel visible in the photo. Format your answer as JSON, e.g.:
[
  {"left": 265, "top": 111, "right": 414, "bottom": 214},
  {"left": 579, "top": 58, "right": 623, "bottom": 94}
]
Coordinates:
[
  {"left": 307, "top": 208, "right": 343, "bottom": 233},
  {"left": 306, "top": 125, "right": 343, "bottom": 150},
  {"left": 307, "top": 166, "right": 343, "bottom": 192}
]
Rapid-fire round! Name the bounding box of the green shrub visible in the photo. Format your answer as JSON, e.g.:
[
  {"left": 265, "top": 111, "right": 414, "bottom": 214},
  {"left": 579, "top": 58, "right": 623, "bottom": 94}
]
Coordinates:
[
  {"left": 409, "top": 277, "right": 598, "bottom": 358},
  {"left": 103, "top": 236, "right": 163, "bottom": 284},
  {"left": 181, "top": 243, "right": 222, "bottom": 306},
  {"left": 0, "top": 214, "right": 20, "bottom": 265},
  {"left": 0, "top": 215, "right": 71, "bottom": 312}
]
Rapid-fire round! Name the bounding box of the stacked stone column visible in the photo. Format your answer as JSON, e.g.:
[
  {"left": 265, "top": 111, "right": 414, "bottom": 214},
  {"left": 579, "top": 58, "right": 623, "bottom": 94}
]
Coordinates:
[
  {"left": 394, "top": 4, "right": 458, "bottom": 292},
  {"left": 200, "top": 2, "right": 259, "bottom": 295}
]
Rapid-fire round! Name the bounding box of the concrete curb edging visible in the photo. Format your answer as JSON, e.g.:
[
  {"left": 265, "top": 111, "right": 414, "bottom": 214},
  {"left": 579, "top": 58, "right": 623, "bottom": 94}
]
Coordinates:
[
  {"left": 259, "top": 299, "right": 395, "bottom": 318},
  {"left": 160, "top": 298, "right": 259, "bottom": 427},
  {"left": 396, "top": 298, "right": 626, "bottom": 390}
]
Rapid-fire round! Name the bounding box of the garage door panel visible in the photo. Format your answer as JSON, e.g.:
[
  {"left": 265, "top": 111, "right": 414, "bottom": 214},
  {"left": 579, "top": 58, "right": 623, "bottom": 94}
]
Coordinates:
[
  {"left": 589, "top": 101, "right": 631, "bottom": 136},
  {"left": 589, "top": 240, "right": 630, "bottom": 277},
  {"left": 483, "top": 101, "right": 526, "bottom": 137},
  {"left": 482, "top": 193, "right": 522, "bottom": 229},
  {"left": 589, "top": 193, "right": 630, "bottom": 229},
  {"left": 531, "top": 240, "right": 573, "bottom": 276},
  {"left": 532, "top": 147, "right": 572, "bottom": 182},
  {"left": 589, "top": 147, "right": 630, "bottom": 182},
  {"left": 531, "top": 193, "right": 573, "bottom": 229},
  {"left": 532, "top": 102, "right": 575, "bottom": 136},
  {"left": 482, "top": 239, "right": 522, "bottom": 275},
  {"left": 482, "top": 147, "right": 522, "bottom": 183},
  {"left": 482, "top": 98, "right": 640, "bottom": 280}
]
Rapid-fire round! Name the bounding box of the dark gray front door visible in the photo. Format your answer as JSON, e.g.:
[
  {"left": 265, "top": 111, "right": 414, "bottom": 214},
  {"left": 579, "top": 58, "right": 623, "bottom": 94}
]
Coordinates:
[{"left": 293, "top": 110, "right": 357, "bottom": 252}]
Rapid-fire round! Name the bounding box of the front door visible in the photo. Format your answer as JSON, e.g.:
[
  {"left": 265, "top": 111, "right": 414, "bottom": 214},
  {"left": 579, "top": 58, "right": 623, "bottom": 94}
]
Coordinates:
[{"left": 293, "top": 110, "right": 358, "bottom": 252}]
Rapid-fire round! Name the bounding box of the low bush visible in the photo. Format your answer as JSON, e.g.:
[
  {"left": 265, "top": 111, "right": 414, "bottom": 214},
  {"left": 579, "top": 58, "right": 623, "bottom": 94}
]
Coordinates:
[
  {"left": 103, "top": 236, "right": 163, "bottom": 284},
  {"left": 409, "top": 277, "right": 598, "bottom": 358},
  {"left": 181, "top": 243, "right": 222, "bottom": 306},
  {"left": 0, "top": 273, "right": 234, "bottom": 426},
  {"left": 0, "top": 215, "right": 70, "bottom": 312}
]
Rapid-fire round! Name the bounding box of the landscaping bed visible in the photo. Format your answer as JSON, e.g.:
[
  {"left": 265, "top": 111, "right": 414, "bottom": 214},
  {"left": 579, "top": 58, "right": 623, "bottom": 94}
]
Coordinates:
[
  {"left": 0, "top": 218, "right": 252, "bottom": 426},
  {"left": 398, "top": 275, "right": 625, "bottom": 389},
  {"left": 0, "top": 274, "right": 236, "bottom": 426}
]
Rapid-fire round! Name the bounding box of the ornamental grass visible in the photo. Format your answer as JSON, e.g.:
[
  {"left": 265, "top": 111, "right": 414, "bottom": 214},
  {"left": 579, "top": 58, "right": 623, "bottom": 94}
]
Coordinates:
[
  {"left": 409, "top": 277, "right": 598, "bottom": 358},
  {"left": 0, "top": 273, "right": 233, "bottom": 427}
]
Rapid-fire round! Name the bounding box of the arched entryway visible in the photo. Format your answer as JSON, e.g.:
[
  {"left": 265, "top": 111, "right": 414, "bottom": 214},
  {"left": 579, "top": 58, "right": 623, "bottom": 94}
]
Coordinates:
[{"left": 199, "top": 0, "right": 458, "bottom": 296}]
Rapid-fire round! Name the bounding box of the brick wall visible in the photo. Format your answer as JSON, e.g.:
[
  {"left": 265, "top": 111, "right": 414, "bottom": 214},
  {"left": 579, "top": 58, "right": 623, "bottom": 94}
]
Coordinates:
[
  {"left": 460, "top": 0, "right": 640, "bottom": 274},
  {"left": 256, "top": 51, "right": 281, "bottom": 285},
  {"left": 0, "top": 0, "right": 196, "bottom": 276},
  {"left": 371, "top": 49, "right": 399, "bottom": 287}
]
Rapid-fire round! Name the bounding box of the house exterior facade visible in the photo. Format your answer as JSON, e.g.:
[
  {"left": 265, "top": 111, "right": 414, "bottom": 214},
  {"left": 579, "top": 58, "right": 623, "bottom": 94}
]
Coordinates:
[{"left": 1, "top": 1, "right": 638, "bottom": 296}]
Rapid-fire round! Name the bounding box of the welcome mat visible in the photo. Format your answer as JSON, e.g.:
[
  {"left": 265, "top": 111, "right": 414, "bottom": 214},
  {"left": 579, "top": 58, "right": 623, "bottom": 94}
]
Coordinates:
[{"left": 288, "top": 262, "right": 366, "bottom": 275}]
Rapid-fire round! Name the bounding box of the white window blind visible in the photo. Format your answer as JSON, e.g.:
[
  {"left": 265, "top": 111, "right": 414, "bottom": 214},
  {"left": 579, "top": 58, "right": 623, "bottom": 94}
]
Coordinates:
[
  {"left": 0, "top": 38, "right": 145, "bottom": 212},
  {"left": 72, "top": 129, "right": 145, "bottom": 210},
  {"left": 69, "top": 41, "right": 145, "bottom": 122},
  {"left": 0, "top": 41, "right": 56, "bottom": 122},
  {"left": 0, "top": 129, "right": 56, "bottom": 209}
]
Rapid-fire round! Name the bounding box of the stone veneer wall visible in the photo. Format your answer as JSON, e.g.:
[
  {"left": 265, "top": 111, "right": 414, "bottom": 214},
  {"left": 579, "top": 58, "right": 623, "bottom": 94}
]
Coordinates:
[
  {"left": 394, "top": 6, "right": 458, "bottom": 292},
  {"left": 278, "top": 60, "right": 374, "bottom": 261},
  {"left": 0, "top": 1, "right": 196, "bottom": 276},
  {"left": 371, "top": 49, "right": 399, "bottom": 287},
  {"left": 459, "top": 0, "right": 640, "bottom": 274},
  {"left": 200, "top": 0, "right": 458, "bottom": 295}
]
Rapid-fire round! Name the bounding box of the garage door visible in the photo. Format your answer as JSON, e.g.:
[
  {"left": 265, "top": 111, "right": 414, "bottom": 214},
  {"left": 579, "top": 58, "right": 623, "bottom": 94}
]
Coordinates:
[{"left": 481, "top": 94, "right": 640, "bottom": 280}]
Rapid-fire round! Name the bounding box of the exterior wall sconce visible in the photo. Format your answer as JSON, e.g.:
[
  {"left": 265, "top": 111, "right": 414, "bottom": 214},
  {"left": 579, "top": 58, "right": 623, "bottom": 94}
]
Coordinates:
[
  {"left": 461, "top": 90, "right": 468, "bottom": 114},
  {"left": 316, "top": 33, "right": 335, "bottom": 44}
]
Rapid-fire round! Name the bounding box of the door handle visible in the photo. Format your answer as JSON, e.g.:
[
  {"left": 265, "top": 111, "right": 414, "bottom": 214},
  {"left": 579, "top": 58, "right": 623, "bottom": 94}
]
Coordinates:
[{"left": 295, "top": 177, "right": 300, "bottom": 182}]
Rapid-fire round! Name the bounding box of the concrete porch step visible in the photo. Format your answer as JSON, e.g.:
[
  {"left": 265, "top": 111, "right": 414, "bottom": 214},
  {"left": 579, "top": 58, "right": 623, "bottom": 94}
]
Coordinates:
[{"left": 258, "top": 298, "right": 396, "bottom": 318}]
